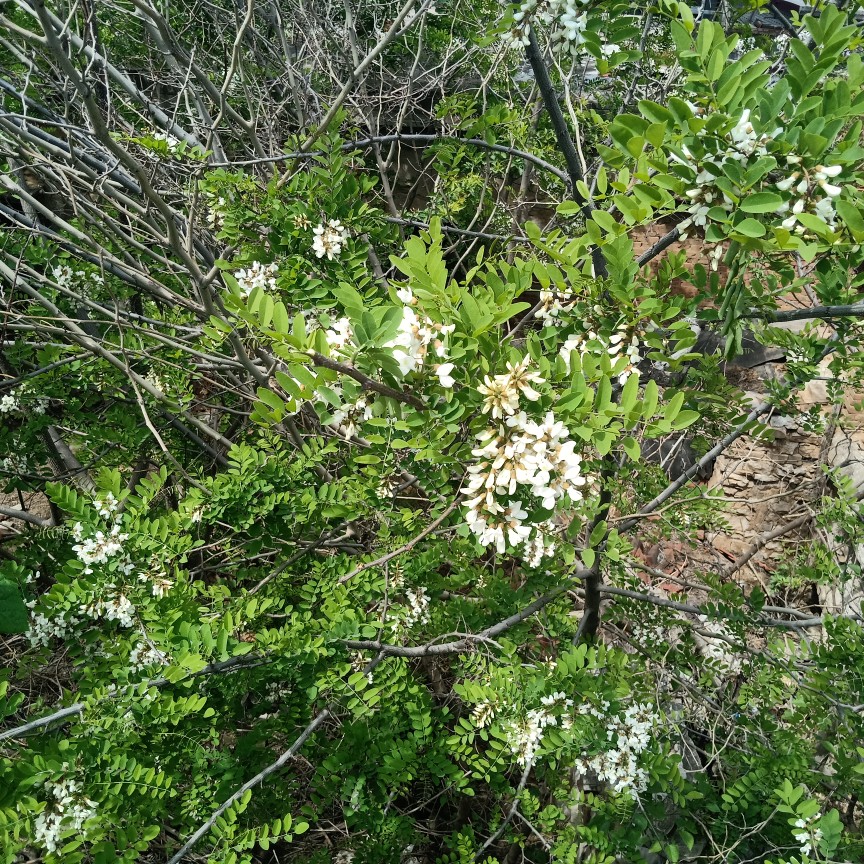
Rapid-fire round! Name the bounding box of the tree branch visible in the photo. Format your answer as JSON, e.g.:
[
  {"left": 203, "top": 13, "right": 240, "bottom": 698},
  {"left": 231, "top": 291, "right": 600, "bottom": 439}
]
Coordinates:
[
  {"left": 307, "top": 351, "right": 426, "bottom": 409},
  {"left": 524, "top": 28, "right": 607, "bottom": 277},
  {"left": 338, "top": 498, "right": 460, "bottom": 583}
]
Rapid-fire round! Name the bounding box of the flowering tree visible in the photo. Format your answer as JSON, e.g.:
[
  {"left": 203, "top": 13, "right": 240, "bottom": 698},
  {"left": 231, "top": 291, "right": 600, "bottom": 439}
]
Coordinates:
[{"left": 2, "top": 1, "right": 864, "bottom": 863}]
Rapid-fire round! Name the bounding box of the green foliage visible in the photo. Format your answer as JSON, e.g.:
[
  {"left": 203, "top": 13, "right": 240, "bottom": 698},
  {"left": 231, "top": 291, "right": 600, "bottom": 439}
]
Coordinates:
[{"left": 0, "top": 568, "right": 28, "bottom": 634}]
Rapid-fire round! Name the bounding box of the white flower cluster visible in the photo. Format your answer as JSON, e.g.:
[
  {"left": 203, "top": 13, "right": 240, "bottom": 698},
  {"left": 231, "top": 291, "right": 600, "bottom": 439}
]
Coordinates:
[
  {"left": 0, "top": 384, "right": 47, "bottom": 416},
  {"left": 0, "top": 391, "right": 19, "bottom": 413},
  {"left": 349, "top": 651, "right": 375, "bottom": 686},
  {"left": 94, "top": 492, "right": 119, "bottom": 520},
  {"left": 71, "top": 495, "right": 138, "bottom": 584},
  {"left": 463, "top": 357, "right": 587, "bottom": 562},
  {"left": 143, "top": 370, "right": 171, "bottom": 396},
  {"left": 322, "top": 287, "right": 455, "bottom": 435},
  {"left": 677, "top": 109, "right": 779, "bottom": 235},
  {"left": 27, "top": 609, "right": 81, "bottom": 647},
  {"left": 325, "top": 316, "right": 354, "bottom": 351},
  {"left": 138, "top": 565, "right": 174, "bottom": 598},
  {"left": 505, "top": 0, "right": 589, "bottom": 59},
  {"left": 385, "top": 287, "right": 456, "bottom": 378},
  {"left": 129, "top": 640, "right": 168, "bottom": 672},
  {"left": 72, "top": 520, "right": 128, "bottom": 575},
  {"left": 519, "top": 519, "right": 560, "bottom": 567},
  {"left": 234, "top": 261, "right": 278, "bottom": 298},
  {"left": 52, "top": 263, "right": 74, "bottom": 288},
  {"left": 560, "top": 328, "right": 641, "bottom": 385},
  {"left": 504, "top": 692, "right": 573, "bottom": 767},
  {"left": 265, "top": 680, "right": 293, "bottom": 701},
  {"left": 312, "top": 220, "right": 349, "bottom": 260},
  {"left": 80, "top": 591, "right": 137, "bottom": 628},
  {"left": 677, "top": 109, "right": 846, "bottom": 238},
  {"left": 188, "top": 504, "right": 205, "bottom": 523},
  {"left": 472, "top": 700, "right": 497, "bottom": 728},
  {"left": 329, "top": 390, "right": 373, "bottom": 439},
  {"left": 205, "top": 195, "right": 226, "bottom": 230},
  {"left": 575, "top": 701, "right": 658, "bottom": 795},
  {"left": 1, "top": 451, "right": 30, "bottom": 475},
  {"left": 477, "top": 356, "right": 544, "bottom": 419},
  {"left": 151, "top": 575, "right": 174, "bottom": 598},
  {"left": 33, "top": 773, "right": 97, "bottom": 855},
  {"left": 52, "top": 263, "right": 103, "bottom": 298},
  {"left": 793, "top": 815, "right": 824, "bottom": 858},
  {"left": 403, "top": 587, "right": 431, "bottom": 627},
  {"left": 467, "top": 410, "right": 587, "bottom": 511},
  {"left": 376, "top": 475, "right": 399, "bottom": 502},
  {"left": 775, "top": 160, "right": 843, "bottom": 231},
  {"left": 534, "top": 285, "right": 576, "bottom": 323},
  {"left": 150, "top": 130, "right": 181, "bottom": 152}
]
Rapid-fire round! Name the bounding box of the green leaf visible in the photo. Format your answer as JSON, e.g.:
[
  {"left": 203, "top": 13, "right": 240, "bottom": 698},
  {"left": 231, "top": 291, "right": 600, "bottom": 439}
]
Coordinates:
[
  {"left": 594, "top": 430, "right": 614, "bottom": 456},
  {"left": 739, "top": 192, "right": 783, "bottom": 213},
  {"left": 591, "top": 210, "right": 619, "bottom": 234},
  {"left": 642, "top": 379, "right": 659, "bottom": 417},
  {"left": 671, "top": 410, "right": 700, "bottom": 430},
  {"left": 274, "top": 370, "right": 304, "bottom": 400},
  {"left": 622, "top": 437, "right": 641, "bottom": 462},
  {"left": 619, "top": 371, "right": 640, "bottom": 413},
  {"left": 645, "top": 122, "right": 666, "bottom": 149},
  {"left": 332, "top": 283, "right": 365, "bottom": 316},
  {"left": 0, "top": 580, "right": 28, "bottom": 633},
  {"left": 733, "top": 218, "right": 766, "bottom": 237},
  {"left": 706, "top": 47, "right": 724, "bottom": 82},
  {"left": 680, "top": 829, "right": 695, "bottom": 851},
  {"left": 596, "top": 165, "right": 608, "bottom": 194},
  {"left": 664, "top": 390, "right": 686, "bottom": 423},
  {"left": 795, "top": 212, "right": 832, "bottom": 235},
  {"left": 258, "top": 292, "right": 274, "bottom": 329},
  {"left": 696, "top": 18, "right": 715, "bottom": 60},
  {"left": 836, "top": 199, "right": 864, "bottom": 235},
  {"left": 272, "top": 301, "right": 290, "bottom": 334},
  {"left": 589, "top": 520, "right": 608, "bottom": 547},
  {"left": 638, "top": 99, "right": 674, "bottom": 126},
  {"left": 354, "top": 454, "right": 381, "bottom": 464},
  {"left": 257, "top": 387, "right": 286, "bottom": 416}
]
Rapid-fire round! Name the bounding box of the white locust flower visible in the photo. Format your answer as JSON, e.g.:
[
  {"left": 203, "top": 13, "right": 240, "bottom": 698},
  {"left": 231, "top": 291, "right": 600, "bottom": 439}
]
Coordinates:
[
  {"left": 312, "top": 220, "right": 349, "bottom": 260},
  {"left": 503, "top": 356, "right": 544, "bottom": 401},
  {"left": 477, "top": 374, "right": 520, "bottom": 418},
  {"left": 0, "top": 392, "right": 19, "bottom": 413},
  {"left": 775, "top": 173, "right": 799, "bottom": 192},
  {"left": 326, "top": 317, "right": 354, "bottom": 350},
  {"left": 435, "top": 362, "right": 456, "bottom": 388},
  {"left": 396, "top": 286, "right": 416, "bottom": 305},
  {"left": 235, "top": 261, "right": 278, "bottom": 298},
  {"left": 815, "top": 164, "right": 842, "bottom": 179}
]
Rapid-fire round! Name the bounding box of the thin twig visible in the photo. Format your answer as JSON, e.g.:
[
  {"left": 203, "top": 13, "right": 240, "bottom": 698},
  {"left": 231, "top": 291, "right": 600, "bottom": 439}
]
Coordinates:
[{"left": 338, "top": 499, "right": 460, "bottom": 583}]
